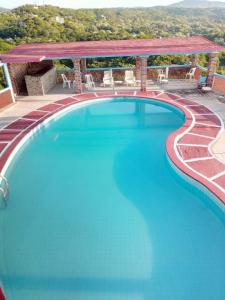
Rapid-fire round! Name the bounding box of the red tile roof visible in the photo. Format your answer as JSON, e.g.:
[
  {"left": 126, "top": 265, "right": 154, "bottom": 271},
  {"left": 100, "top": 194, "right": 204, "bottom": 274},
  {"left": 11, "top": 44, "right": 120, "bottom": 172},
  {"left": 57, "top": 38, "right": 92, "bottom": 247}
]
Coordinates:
[{"left": 1, "top": 36, "right": 224, "bottom": 64}]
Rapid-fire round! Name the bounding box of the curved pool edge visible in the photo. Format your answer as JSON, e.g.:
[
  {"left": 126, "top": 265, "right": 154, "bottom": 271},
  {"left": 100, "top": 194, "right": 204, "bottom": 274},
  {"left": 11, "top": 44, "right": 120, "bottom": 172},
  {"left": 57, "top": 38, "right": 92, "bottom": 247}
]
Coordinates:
[
  {"left": 0, "top": 90, "right": 224, "bottom": 206},
  {"left": 0, "top": 287, "right": 6, "bottom": 300}
]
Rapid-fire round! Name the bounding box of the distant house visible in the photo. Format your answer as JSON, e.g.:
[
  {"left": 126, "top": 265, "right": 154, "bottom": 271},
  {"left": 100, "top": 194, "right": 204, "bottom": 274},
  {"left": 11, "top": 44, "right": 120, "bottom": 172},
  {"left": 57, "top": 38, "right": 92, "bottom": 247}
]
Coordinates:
[{"left": 55, "top": 16, "right": 64, "bottom": 24}]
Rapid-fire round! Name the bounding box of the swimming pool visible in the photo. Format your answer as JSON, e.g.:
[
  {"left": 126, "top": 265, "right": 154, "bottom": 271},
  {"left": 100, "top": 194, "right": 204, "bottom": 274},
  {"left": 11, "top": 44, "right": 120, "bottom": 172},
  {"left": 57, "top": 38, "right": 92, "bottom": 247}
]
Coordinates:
[{"left": 0, "top": 97, "right": 225, "bottom": 300}]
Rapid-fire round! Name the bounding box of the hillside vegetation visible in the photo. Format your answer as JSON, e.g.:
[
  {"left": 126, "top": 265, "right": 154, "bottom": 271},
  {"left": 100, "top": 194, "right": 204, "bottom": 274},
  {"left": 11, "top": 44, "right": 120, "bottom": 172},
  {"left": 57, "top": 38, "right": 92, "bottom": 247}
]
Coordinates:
[{"left": 0, "top": 4, "right": 225, "bottom": 72}]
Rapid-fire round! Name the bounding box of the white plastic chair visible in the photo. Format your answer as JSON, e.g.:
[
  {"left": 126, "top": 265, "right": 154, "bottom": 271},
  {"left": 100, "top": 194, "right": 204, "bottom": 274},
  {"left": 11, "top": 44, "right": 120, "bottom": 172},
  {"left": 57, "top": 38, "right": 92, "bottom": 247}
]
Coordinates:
[
  {"left": 61, "top": 74, "right": 71, "bottom": 88},
  {"left": 185, "top": 67, "right": 196, "bottom": 80},
  {"left": 85, "top": 74, "right": 95, "bottom": 90},
  {"left": 157, "top": 69, "right": 166, "bottom": 82},
  {"left": 159, "top": 67, "right": 169, "bottom": 84},
  {"left": 103, "top": 70, "right": 114, "bottom": 87},
  {"left": 124, "top": 70, "right": 136, "bottom": 86}
]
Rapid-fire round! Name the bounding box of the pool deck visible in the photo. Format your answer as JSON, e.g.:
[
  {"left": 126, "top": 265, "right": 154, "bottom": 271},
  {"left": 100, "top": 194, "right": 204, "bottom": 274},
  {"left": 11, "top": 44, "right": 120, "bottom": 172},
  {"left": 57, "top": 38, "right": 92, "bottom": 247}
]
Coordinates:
[{"left": 0, "top": 89, "right": 225, "bottom": 204}]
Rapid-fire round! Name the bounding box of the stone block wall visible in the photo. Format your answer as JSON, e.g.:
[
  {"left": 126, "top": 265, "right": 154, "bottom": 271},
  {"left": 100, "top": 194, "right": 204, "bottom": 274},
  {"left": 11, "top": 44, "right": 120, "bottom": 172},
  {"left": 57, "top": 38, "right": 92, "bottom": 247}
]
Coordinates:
[
  {"left": 8, "top": 60, "right": 54, "bottom": 96},
  {"left": 140, "top": 57, "right": 147, "bottom": 91},
  {"left": 206, "top": 53, "right": 218, "bottom": 87},
  {"left": 25, "top": 67, "right": 56, "bottom": 96},
  {"left": 72, "top": 58, "right": 82, "bottom": 93},
  {"left": 42, "top": 67, "right": 57, "bottom": 93},
  {"left": 8, "top": 63, "right": 28, "bottom": 95},
  {"left": 25, "top": 75, "right": 43, "bottom": 95},
  {"left": 27, "top": 60, "right": 53, "bottom": 75}
]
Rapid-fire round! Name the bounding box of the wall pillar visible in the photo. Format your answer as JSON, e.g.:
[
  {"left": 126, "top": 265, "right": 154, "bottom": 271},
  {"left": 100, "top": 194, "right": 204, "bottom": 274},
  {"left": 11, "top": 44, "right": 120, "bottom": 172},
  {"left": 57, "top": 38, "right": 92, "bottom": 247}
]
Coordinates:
[
  {"left": 206, "top": 52, "right": 218, "bottom": 87},
  {"left": 72, "top": 58, "right": 82, "bottom": 94},
  {"left": 140, "top": 57, "right": 148, "bottom": 92},
  {"left": 191, "top": 54, "right": 198, "bottom": 67},
  {"left": 8, "top": 63, "right": 28, "bottom": 96},
  {"left": 135, "top": 57, "right": 141, "bottom": 80},
  {"left": 80, "top": 58, "right": 87, "bottom": 81}
]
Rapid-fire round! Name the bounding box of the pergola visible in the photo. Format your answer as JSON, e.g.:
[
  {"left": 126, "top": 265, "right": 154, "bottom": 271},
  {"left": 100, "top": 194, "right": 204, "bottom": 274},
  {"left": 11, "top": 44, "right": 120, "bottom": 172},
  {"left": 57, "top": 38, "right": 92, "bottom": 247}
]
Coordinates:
[{"left": 1, "top": 36, "right": 224, "bottom": 94}]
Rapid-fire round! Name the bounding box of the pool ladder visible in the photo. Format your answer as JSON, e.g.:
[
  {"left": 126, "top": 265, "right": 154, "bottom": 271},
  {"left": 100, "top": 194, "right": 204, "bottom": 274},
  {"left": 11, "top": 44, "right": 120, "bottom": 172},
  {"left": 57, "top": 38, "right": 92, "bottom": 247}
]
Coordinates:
[{"left": 0, "top": 175, "right": 8, "bottom": 200}]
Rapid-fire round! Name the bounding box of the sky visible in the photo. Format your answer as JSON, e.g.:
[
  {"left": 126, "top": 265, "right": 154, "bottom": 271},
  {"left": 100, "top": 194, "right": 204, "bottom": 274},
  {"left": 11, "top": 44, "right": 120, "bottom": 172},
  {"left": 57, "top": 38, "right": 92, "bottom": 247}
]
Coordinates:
[{"left": 1, "top": 0, "right": 225, "bottom": 9}]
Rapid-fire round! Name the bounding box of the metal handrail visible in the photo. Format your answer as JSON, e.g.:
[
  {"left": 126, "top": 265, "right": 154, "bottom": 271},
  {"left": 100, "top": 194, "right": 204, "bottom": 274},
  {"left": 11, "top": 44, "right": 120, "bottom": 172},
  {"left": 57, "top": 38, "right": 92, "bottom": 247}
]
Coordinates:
[{"left": 0, "top": 175, "right": 8, "bottom": 199}]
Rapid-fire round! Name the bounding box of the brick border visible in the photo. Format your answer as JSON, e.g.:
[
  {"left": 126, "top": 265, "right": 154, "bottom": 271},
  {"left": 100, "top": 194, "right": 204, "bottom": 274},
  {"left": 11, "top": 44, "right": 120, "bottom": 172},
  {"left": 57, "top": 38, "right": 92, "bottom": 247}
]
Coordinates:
[
  {"left": 0, "top": 90, "right": 225, "bottom": 206},
  {"left": 0, "top": 288, "right": 6, "bottom": 300}
]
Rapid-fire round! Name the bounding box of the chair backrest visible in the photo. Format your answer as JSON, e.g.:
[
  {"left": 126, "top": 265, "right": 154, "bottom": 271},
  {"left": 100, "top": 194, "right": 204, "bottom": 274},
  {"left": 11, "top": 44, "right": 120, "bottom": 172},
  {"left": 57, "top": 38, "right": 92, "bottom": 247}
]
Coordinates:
[
  {"left": 103, "top": 70, "right": 113, "bottom": 79},
  {"left": 85, "top": 74, "right": 94, "bottom": 85},
  {"left": 125, "top": 70, "right": 135, "bottom": 80},
  {"left": 189, "top": 67, "right": 196, "bottom": 75},
  {"left": 103, "top": 77, "right": 114, "bottom": 84},
  {"left": 61, "top": 74, "right": 68, "bottom": 82}
]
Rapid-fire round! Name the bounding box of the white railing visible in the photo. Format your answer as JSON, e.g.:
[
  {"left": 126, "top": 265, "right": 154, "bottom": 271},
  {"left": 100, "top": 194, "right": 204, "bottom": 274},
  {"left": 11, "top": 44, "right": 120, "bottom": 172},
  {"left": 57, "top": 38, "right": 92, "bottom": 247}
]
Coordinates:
[
  {"left": 0, "top": 86, "right": 10, "bottom": 94},
  {"left": 0, "top": 174, "right": 9, "bottom": 201}
]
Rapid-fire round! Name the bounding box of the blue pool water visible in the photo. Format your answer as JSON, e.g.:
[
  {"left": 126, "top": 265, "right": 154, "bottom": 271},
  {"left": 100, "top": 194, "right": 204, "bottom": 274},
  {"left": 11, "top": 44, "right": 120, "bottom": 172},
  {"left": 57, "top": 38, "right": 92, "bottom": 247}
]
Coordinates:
[{"left": 0, "top": 98, "right": 225, "bottom": 300}]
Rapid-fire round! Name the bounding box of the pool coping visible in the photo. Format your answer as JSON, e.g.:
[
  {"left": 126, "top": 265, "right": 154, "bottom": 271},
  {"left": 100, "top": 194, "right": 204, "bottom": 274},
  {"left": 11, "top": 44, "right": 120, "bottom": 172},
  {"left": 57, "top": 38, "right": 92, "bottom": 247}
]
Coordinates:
[{"left": 0, "top": 90, "right": 225, "bottom": 207}]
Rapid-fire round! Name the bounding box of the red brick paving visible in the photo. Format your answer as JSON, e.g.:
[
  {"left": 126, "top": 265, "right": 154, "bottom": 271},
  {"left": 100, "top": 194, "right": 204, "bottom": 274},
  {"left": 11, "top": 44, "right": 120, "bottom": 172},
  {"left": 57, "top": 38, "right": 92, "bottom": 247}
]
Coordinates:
[{"left": 178, "top": 145, "right": 211, "bottom": 160}]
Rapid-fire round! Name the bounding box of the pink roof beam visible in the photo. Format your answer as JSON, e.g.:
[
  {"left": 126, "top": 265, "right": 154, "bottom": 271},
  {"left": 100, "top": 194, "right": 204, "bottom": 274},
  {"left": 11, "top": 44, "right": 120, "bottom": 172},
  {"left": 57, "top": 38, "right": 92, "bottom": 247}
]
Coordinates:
[{"left": 1, "top": 36, "right": 224, "bottom": 64}]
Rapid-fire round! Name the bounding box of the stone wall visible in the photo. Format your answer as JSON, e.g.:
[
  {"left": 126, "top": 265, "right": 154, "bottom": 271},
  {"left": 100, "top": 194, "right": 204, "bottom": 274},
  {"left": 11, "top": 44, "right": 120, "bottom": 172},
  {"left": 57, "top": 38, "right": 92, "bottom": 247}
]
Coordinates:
[
  {"left": 25, "top": 67, "right": 56, "bottom": 96},
  {"left": 8, "top": 63, "right": 28, "bottom": 95},
  {"left": 206, "top": 53, "right": 219, "bottom": 87},
  {"left": 42, "top": 67, "right": 57, "bottom": 93},
  {"left": 27, "top": 60, "right": 53, "bottom": 75},
  {"left": 8, "top": 60, "right": 54, "bottom": 96},
  {"left": 72, "top": 58, "right": 82, "bottom": 94},
  {"left": 140, "top": 57, "right": 148, "bottom": 91}
]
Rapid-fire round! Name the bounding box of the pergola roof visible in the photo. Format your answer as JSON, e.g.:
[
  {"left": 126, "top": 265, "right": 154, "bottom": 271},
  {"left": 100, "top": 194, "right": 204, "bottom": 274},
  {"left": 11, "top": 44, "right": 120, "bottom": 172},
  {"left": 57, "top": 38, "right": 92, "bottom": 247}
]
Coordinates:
[{"left": 1, "top": 36, "right": 224, "bottom": 64}]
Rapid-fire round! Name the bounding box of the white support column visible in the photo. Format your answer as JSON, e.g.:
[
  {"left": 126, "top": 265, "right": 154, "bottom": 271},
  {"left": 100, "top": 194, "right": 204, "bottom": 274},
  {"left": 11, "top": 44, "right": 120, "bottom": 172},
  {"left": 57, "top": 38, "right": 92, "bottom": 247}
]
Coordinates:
[{"left": 2, "top": 63, "right": 15, "bottom": 102}]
